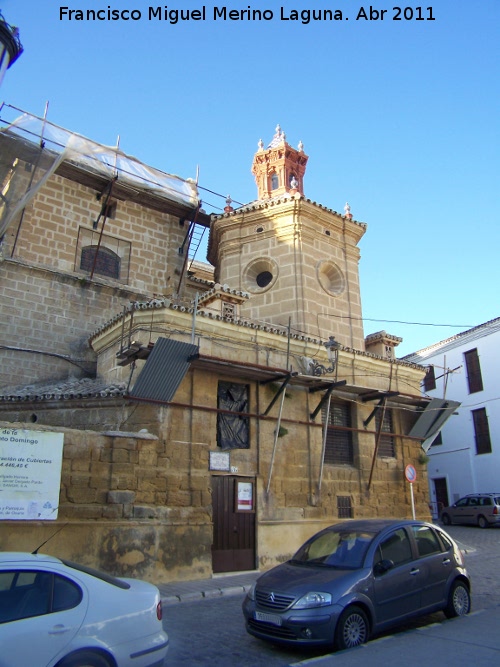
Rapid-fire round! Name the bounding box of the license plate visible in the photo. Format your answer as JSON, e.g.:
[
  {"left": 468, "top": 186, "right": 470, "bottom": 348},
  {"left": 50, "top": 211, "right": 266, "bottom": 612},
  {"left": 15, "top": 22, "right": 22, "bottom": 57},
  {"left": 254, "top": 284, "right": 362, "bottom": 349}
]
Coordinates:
[{"left": 255, "top": 611, "right": 282, "bottom": 626}]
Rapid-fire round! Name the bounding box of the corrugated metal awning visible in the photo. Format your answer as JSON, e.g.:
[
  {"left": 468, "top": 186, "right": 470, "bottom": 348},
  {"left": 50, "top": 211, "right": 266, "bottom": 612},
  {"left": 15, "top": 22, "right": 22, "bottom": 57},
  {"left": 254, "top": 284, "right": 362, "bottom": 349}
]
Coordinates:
[
  {"left": 129, "top": 337, "right": 199, "bottom": 404},
  {"left": 408, "top": 397, "right": 461, "bottom": 451}
]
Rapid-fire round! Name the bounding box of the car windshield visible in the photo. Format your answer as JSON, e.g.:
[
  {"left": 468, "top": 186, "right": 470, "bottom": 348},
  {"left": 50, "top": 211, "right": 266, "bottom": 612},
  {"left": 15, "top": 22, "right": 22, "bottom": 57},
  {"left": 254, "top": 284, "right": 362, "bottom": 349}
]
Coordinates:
[{"left": 290, "top": 529, "right": 376, "bottom": 569}]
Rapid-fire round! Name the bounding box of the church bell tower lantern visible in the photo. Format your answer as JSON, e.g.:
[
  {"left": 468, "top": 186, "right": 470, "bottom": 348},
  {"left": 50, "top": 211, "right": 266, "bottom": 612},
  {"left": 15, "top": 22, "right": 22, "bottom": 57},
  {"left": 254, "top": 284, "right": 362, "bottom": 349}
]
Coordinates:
[
  {"left": 251, "top": 125, "right": 308, "bottom": 200},
  {"left": 208, "top": 126, "right": 367, "bottom": 350}
]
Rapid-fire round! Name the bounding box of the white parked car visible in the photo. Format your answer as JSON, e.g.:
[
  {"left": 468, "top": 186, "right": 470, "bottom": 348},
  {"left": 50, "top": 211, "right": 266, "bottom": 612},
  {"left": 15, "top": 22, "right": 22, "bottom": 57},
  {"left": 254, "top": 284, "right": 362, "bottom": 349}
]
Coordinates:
[{"left": 0, "top": 552, "right": 169, "bottom": 667}]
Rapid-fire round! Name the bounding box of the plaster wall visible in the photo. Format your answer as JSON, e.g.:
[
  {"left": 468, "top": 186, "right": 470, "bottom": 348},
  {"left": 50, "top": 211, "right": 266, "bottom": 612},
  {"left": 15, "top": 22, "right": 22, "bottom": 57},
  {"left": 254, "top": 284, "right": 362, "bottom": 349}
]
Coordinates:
[{"left": 416, "top": 326, "right": 500, "bottom": 503}]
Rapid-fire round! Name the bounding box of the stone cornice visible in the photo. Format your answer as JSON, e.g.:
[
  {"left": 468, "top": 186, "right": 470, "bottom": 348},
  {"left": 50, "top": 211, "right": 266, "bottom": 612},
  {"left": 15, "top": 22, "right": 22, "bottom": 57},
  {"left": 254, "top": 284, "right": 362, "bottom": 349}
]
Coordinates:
[
  {"left": 208, "top": 195, "right": 367, "bottom": 264},
  {"left": 88, "top": 296, "right": 425, "bottom": 374}
]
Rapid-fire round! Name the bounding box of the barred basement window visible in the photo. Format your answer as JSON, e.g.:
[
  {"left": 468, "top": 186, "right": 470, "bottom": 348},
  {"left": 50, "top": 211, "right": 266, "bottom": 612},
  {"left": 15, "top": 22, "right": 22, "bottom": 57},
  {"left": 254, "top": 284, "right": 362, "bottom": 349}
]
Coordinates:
[
  {"left": 472, "top": 408, "right": 492, "bottom": 455},
  {"left": 323, "top": 401, "right": 354, "bottom": 465},
  {"left": 337, "top": 496, "right": 353, "bottom": 518},
  {"left": 375, "top": 408, "right": 395, "bottom": 458},
  {"left": 464, "top": 348, "right": 484, "bottom": 394}
]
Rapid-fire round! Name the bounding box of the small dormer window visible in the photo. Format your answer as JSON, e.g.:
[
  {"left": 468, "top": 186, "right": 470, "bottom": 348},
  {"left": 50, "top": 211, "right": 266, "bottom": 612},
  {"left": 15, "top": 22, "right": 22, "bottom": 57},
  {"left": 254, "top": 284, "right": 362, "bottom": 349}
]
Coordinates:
[
  {"left": 222, "top": 302, "right": 236, "bottom": 319},
  {"left": 270, "top": 173, "right": 279, "bottom": 190}
]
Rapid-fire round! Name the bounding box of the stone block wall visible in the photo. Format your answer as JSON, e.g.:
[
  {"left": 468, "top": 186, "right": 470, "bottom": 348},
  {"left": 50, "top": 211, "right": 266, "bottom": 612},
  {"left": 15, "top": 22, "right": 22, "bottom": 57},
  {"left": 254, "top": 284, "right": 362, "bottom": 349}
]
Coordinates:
[
  {"left": 0, "top": 164, "right": 197, "bottom": 388},
  {"left": 0, "top": 318, "right": 429, "bottom": 582},
  {"left": 0, "top": 260, "right": 147, "bottom": 387},
  {"left": 3, "top": 173, "right": 187, "bottom": 293},
  {"left": 210, "top": 199, "right": 367, "bottom": 349},
  {"left": 0, "top": 421, "right": 214, "bottom": 583}
]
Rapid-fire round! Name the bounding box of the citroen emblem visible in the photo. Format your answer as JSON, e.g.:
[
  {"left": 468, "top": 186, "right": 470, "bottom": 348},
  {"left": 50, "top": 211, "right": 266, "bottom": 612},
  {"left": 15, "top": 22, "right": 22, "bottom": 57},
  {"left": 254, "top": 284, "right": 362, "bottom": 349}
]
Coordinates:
[{"left": 268, "top": 592, "right": 275, "bottom": 603}]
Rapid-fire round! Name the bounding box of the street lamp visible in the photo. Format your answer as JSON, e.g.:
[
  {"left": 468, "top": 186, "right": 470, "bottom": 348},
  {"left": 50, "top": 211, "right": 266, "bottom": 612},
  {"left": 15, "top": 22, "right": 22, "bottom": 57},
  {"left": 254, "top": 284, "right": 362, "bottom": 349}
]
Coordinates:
[
  {"left": 310, "top": 336, "right": 341, "bottom": 376},
  {"left": 0, "top": 12, "right": 23, "bottom": 87}
]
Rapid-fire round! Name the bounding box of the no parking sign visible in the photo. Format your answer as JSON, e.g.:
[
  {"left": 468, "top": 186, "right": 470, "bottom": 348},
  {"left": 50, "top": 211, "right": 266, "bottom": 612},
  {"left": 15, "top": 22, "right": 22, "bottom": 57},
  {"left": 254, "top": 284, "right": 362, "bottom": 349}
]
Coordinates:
[
  {"left": 405, "top": 464, "right": 417, "bottom": 519},
  {"left": 405, "top": 464, "right": 417, "bottom": 483}
]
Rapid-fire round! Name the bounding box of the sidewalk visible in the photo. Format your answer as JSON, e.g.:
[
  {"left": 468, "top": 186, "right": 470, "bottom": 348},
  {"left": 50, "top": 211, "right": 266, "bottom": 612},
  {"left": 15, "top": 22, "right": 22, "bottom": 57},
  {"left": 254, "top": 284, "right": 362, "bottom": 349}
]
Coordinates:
[
  {"left": 292, "top": 608, "right": 500, "bottom": 667},
  {"left": 158, "top": 571, "right": 500, "bottom": 667},
  {"left": 158, "top": 570, "right": 259, "bottom": 605}
]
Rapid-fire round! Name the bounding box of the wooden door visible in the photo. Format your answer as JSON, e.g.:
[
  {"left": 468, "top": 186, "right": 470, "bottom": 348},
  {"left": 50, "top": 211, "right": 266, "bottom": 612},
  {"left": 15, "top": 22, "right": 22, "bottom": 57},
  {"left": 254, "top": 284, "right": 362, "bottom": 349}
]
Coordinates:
[{"left": 212, "top": 476, "right": 256, "bottom": 573}]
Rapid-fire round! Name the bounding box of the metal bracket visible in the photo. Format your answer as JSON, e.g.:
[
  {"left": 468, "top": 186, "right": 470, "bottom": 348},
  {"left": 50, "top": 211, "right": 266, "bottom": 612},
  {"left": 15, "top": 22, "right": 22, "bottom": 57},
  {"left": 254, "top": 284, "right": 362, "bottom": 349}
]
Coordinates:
[
  {"left": 362, "top": 391, "right": 399, "bottom": 428},
  {"left": 261, "top": 373, "right": 297, "bottom": 416},
  {"left": 309, "top": 380, "right": 347, "bottom": 420}
]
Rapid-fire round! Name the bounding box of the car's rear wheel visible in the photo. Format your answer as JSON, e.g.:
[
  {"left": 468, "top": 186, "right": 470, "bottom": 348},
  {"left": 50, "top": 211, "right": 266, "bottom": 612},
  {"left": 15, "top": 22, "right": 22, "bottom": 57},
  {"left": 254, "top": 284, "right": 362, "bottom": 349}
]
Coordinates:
[
  {"left": 57, "top": 652, "right": 112, "bottom": 667},
  {"left": 444, "top": 580, "right": 471, "bottom": 619},
  {"left": 334, "top": 605, "right": 369, "bottom": 650},
  {"left": 477, "top": 515, "right": 488, "bottom": 529},
  {"left": 441, "top": 513, "right": 451, "bottom": 526}
]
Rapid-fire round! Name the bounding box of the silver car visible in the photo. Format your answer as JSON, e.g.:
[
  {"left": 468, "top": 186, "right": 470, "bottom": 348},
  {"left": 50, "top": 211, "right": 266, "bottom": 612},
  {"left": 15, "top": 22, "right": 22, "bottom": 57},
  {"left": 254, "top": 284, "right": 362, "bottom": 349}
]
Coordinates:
[
  {"left": 0, "top": 552, "right": 169, "bottom": 667},
  {"left": 243, "top": 519, "right": 470, "bottom": 651},
  {"left": 441, "top": 493, "right": 500, "bottom": 528}
]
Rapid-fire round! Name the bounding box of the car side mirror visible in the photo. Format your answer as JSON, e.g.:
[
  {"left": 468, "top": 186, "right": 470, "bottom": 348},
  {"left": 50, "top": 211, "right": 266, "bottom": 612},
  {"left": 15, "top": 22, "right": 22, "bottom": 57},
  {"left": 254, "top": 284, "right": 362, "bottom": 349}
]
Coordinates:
[{"left": 374, "top": 559, "right": 394, "bottom": 575}]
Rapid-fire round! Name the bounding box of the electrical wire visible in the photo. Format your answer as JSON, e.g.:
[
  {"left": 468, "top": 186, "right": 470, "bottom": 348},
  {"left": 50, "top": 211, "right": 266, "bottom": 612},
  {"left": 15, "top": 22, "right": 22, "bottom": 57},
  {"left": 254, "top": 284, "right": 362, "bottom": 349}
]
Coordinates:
[{"left": 321, "top": 313, "right": 475, "bottom": 329}]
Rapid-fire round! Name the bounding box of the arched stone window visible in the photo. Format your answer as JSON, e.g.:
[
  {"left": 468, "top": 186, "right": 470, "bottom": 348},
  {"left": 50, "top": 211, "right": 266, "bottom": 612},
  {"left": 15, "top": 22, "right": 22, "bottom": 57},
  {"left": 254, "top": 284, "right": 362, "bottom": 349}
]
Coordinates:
[
  {"left": 270, "top": 172, "right": 279, "bottom": 190},
  {"left": 80, "top": 245, "right": 121, "bottom": 279}
]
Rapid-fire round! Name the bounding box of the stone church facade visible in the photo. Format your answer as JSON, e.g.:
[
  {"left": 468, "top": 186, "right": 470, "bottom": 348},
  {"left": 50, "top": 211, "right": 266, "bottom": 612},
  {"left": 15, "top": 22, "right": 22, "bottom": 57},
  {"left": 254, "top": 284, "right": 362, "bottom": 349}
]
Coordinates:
[{"left": 0, "top": 115, "right": 430, "bottom": 583}]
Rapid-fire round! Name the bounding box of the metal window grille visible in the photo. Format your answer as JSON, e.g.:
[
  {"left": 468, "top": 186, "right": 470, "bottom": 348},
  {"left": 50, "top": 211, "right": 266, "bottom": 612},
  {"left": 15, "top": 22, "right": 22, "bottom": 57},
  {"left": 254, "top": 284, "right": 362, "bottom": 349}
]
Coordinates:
[
  {"left": 222, "top": 302, "right": 236, "bottom": 319},
  {"left": 337, "top": 496, "right": 353, "bottom": 518},
  {"left": 217, "top": 382, "right": 250, "bottom": 450},
  {"left": 323, "top": 402, "right": 354, "bottom": 465},
  {"left": 80, "top": 245, "right": 120, "bottom": 279},
  {"left": 76, "top": 227, "right": 131, "bottom": 283},
  {"left": 375, "top": 408, "right": 395, "bottom": 458}
]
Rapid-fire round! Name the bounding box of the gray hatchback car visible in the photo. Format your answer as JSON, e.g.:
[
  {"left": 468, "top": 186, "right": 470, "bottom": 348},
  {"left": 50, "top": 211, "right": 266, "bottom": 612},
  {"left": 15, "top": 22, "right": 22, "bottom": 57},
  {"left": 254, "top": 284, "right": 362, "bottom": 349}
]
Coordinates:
[
  {"left": 441, "top": 493, "right": 500, "bottom": 528},
  {"left": 243, "top": 519, "right": 470, "bottom": 651}
]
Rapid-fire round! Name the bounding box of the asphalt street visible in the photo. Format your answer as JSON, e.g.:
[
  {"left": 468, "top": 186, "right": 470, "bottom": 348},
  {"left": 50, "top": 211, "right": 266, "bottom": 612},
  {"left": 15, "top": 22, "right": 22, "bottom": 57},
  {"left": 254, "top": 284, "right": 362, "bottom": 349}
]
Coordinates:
[{"left": 159, "top": 525, "right": 500, "bottom": 666}]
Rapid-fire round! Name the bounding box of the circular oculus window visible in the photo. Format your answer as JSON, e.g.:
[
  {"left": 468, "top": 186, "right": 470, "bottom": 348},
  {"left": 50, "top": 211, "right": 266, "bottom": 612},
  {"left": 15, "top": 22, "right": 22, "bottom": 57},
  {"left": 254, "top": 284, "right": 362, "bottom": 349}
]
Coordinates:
[
  {"left": 243, "top": 257, "right": 279, "bottom": 294},
  {"left": 317, "top": 260, "right": 345, "bottom": 296}
]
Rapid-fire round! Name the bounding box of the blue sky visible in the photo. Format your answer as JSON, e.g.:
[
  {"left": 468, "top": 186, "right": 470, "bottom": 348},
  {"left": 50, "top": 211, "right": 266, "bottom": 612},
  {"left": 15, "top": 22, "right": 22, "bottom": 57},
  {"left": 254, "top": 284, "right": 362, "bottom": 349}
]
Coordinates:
[{"left": 2, "top": 1, "right": 499, "bottom": 357}]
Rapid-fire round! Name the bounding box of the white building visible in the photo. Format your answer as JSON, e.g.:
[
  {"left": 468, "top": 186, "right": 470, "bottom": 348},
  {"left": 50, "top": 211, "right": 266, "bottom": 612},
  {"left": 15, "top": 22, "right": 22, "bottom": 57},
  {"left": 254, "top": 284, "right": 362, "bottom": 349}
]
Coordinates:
[{"left": 403, "top": 318, "right": 500, "bottom": 515}]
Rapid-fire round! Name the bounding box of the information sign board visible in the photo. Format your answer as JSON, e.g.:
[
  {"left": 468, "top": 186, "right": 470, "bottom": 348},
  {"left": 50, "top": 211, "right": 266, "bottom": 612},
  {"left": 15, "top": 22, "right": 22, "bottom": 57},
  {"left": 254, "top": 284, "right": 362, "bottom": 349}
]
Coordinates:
[{"left": 0, "top": 428, "right": 64, "bottom": 520}]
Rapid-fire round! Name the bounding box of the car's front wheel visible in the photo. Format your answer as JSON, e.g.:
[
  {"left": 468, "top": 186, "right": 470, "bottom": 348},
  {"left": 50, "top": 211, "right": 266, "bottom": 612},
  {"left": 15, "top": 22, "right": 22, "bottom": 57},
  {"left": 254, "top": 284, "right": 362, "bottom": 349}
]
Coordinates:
[
  {"left": 334, "top": 605, "right": 369, "bottom": 650},
  {"left": 57, "top": 652, "right": 112, "bottom": 667},
  {"left": 441, "top": 513, "right": 451, "bottom": 526},
  {"left": 444, "top": 580, "right": 471, "bottom": 618}
]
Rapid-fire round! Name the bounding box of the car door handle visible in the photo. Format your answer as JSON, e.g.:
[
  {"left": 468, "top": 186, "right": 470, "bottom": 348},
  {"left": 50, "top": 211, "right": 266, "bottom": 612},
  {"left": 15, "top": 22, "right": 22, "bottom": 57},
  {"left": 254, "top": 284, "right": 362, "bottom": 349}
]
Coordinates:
[
  {"left": 410, "top": 568, "right": 420, "bottom": 576},
  {"left": 442, "top": 558, "right": 451, "bottom": 565},
  {"left": 49, "top": 624, "right": 72, "bottom": 635}
]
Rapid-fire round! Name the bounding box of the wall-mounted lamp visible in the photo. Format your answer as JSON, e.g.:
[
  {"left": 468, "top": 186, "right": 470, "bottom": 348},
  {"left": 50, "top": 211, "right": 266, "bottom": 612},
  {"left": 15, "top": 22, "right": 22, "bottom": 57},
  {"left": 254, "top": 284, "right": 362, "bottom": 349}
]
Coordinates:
[{"left": 310, "top": 336, "right": 341, "bottom": 376}]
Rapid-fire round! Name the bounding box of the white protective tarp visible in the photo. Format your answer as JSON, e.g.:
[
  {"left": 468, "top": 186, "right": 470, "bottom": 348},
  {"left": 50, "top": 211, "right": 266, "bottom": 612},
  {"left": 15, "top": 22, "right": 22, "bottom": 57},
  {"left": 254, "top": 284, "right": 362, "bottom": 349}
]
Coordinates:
[{"left": 0, "top": 111, "right": 199, "bottom": 239}]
